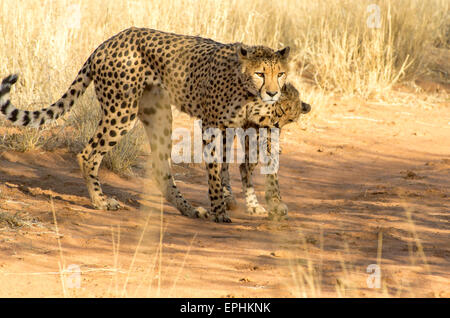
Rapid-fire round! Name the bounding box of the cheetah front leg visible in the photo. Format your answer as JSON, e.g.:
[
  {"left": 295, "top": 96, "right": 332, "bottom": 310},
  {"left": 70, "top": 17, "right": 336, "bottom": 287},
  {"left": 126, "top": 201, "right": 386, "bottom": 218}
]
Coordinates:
[
  {"left": 241, "top": 161, "right": 288, "bottom": 219},
  {"left": 264, "top": 172, "right": 288, "bottom": 220},
  {"left": 206, "top": 162, "right": 231, "bottom": 222},
  {"left": 221, "top": 163, "right": 238, "bottom": 210},
  {"left": 238, "top": 132, "right": 267, "bottom": 215},
  {"left": 261, "top": 132, "right": 288, "bottom": 219},
  {"left": 139, "top": 87, "right": 208, "bottom": 219},
  {"left": 240, "top": 131, "right": 287, "bottom": 219},
  {"left": 221, "top": 128, "right": 237, "bottom": 210},
  {"left": 203, "top": 128, "right": 231, "bottom": 223},
  {"left": 239, "top": 161, "right": 267, "bottom": 215}
]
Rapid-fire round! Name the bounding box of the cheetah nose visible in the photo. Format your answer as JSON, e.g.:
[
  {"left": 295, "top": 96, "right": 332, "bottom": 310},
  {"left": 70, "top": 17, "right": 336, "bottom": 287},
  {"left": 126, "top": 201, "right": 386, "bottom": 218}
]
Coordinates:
[{"left": 266, "top": 91, "right": 278, "bottom": 98}]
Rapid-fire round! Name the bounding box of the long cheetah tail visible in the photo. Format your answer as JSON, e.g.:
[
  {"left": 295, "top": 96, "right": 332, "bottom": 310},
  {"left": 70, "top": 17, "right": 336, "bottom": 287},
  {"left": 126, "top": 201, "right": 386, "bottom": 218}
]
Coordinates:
[{"left": 0, "top": 59, "right": 92, "bottom": 128}]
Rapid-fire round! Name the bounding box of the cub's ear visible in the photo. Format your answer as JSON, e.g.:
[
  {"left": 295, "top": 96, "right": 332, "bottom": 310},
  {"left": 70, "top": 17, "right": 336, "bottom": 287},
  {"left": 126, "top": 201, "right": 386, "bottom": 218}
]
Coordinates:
[
  {"left": 301, "top": 102, "right": 311, "bottom": 114},
  {"left": 236, "top": 44, "right": 250, "bottom": 60},
  {"left": 281, "top": 83, "right": 290, "bottom": 93},
  {"left": 281, "top": 82, "right": 298, "bottom": 96},
  {"left": 276, "top": 46, "right": 290, "bottom": 60}
]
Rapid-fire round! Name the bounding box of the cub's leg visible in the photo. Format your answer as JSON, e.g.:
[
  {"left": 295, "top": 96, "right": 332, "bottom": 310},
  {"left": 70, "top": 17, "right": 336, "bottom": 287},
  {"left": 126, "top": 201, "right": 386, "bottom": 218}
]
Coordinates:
[
  {"left": 261, "top": 132, "right": 288, "bottom": 219},
  {"left": 139, "top": 87, "right": 207, "bottom": 219},
  {"left": 239, "top": 132, "right": 267, "bottom": 215},
  {"left": 239, "top": 162, "right": 267, "bottom": 215},
  {"left": 241, "top": 163, "right": 288, "bottom": 218},
  {"left": 264, "top": 172, "right": 288, "bottom": 220},
  {"left": 77, "top": 105, "right": 138, "bottom": 210},
  {"left": 240, "top": 131, "right": 288, "bottom": 218}
]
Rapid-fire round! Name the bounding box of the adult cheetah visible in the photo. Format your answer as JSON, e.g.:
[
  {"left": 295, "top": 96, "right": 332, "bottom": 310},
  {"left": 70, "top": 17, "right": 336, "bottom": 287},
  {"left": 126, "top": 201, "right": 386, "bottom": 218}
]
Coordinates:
[{"left": 0, "top": 27, "right": 290, "bottom": 223}]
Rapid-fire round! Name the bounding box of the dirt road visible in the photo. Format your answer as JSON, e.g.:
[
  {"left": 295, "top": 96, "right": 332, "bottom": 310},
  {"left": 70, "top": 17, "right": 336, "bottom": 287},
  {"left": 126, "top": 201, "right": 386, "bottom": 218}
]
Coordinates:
[{"left": 0, "top": 90, "right": 449, "bottom": 297}]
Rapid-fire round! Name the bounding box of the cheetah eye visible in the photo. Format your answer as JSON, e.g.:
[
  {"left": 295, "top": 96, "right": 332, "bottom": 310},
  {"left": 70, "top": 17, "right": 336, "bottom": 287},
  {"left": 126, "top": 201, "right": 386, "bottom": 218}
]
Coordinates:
[
  {"left": 278, "top": 72, "right": 285, "bottom": 78},
  {"left": 255, "top": 72, "right": 264, "bottom": 78}
]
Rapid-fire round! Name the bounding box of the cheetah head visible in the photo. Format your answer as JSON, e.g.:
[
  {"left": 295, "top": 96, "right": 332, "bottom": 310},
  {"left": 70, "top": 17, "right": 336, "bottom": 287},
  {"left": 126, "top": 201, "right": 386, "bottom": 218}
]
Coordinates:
[
  {"left": 246, "top": 82, "right": 311, "bottom": 128},
  {"left": 273, "top": 83, "right": 311, "bottom": 127},
  {"left": 237, "top": 45, "right": 290, "bottom": 105}
]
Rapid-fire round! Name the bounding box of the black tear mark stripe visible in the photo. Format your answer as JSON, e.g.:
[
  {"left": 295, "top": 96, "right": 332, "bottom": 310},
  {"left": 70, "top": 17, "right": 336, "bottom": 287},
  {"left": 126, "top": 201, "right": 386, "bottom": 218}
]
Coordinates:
[{"left": 259, "top": 74, "right": 265, "bottom": 96}]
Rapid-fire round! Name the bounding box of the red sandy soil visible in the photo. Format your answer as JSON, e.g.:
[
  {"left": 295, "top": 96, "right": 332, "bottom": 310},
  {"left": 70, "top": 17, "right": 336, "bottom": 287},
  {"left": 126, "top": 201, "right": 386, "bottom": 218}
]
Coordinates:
[{"left": 0, "top": 83, "right": 449, "bottom": 297}]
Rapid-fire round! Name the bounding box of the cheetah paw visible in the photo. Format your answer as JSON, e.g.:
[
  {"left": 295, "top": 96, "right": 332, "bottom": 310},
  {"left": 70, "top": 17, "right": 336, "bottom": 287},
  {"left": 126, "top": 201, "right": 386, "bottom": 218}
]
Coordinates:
[
  {"left": 195, "top": 207, "right": 209, "bottom": 219},
  {"left": 213, "top": 212, "right": 232, "bottom": 223},
  {"left": 224, "top": 195, "right": 238, "bottom": 210},
  {"left": 93, "top": 197, "right": 121, "bottom": 211},
  {"left": 267, "top": 203, "right": 288, "bottom": 220},
  {"left": 246, "top": 205, "right": 267, "bottom": 215}
]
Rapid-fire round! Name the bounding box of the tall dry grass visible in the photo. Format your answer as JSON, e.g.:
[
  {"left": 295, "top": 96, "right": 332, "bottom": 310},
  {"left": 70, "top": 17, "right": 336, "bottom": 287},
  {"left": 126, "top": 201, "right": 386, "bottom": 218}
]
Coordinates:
[{"left": 0, "top": 0, "right": 448, "bottom": 168}]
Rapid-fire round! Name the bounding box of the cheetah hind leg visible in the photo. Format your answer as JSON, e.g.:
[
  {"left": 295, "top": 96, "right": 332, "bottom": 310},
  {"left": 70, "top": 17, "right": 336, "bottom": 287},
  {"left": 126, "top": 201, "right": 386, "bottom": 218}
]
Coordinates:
[
  {"left": 77, "top": 112, "right": 139, "bottom": 210},
  {"left": 139, "top": 87, "right": 208, "bottom": 219}
]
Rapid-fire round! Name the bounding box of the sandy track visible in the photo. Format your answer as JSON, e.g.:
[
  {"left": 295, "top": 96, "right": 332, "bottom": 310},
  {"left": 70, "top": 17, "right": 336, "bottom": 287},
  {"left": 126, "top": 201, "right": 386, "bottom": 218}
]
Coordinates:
[{"left": 0, "top": 95, "right": 448, "bottom": 297}]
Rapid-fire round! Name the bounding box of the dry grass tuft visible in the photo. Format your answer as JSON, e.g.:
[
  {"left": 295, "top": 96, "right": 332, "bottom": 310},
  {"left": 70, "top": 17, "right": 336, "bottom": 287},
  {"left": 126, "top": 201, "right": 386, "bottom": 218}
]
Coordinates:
[{"left": 0, "top": 0, "right": 448, "bottom": 168}]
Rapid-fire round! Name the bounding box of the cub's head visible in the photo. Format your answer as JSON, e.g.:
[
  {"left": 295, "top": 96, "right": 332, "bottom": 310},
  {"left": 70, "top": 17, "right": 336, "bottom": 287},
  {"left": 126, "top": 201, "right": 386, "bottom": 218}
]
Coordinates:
[
  {"left": 274, "top": 83, "right": 311, "bottom": 127},
  {"left": 237, "top": 44, "right": 290, "bottom": 104},
  {"left": 246, "top": 82, "right": 311, "bottom": 128}
]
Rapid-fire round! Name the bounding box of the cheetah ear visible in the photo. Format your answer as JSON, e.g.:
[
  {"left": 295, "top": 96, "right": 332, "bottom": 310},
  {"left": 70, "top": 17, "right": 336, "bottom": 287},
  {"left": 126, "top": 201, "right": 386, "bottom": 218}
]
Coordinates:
[
  {"left": 276, "top": 47, "right": 290, "bottom": 60},
  {"left": 281, "top": 82, "right": 292, "bottom": 92},
  {"left": 236, "top": 44, "right": 250, "bottom": 60},
  {"left": 281, "top": 82, "right": 299, "bottom": 97}
]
